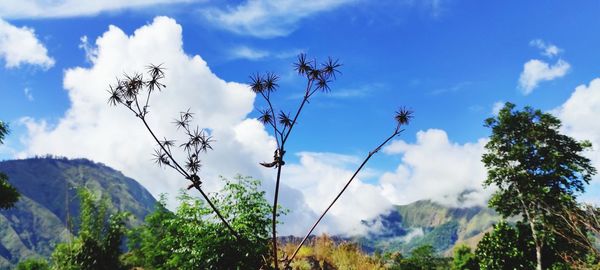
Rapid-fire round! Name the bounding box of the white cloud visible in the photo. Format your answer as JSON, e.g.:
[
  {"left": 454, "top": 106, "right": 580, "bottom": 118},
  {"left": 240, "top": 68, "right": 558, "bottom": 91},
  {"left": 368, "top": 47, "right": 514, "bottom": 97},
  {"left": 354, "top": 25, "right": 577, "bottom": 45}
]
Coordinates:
[
  {"left": 530, "top": 39, "right": 561, "bottom": 58},
  {"left": 381, "top": 129, "right": 491, "bottom": 207},
  {"left": 553, "top": 78, "right": 600, "bottom": 184},
  {"left": 492, "top": 101, "right": 504, "bottom": 115},
  {"left": 0, "top": 0, "right": 198, "bottom": 19},
  {"left": 0, "top": 18, "right": 54, "bottom": 68},
  {"left": 16, "top": 16, "right": 380, "bottom": 236},
  {"left": 282, "top": 152, "right": 393, "bottom": 235},
  {"left": 202, "top": 0, "right": 355, "bottom": 38},
  {"left": 518, "top": 40, "right": 569, "bottom": 95},
  {"left": 230, "top": 46, "right": 269, "bottom": 60},
  {"left": 19, "top": 15, "right": 273, "bottom": 215},
  {"left": 518, "top": 59, "right": 570, "bottom": 95},
  {"left": 78, "top": 36, "right": 98, "bottom": 63},
  {"left": 24, "top": 88, "right": 33, "bottom": 101}
]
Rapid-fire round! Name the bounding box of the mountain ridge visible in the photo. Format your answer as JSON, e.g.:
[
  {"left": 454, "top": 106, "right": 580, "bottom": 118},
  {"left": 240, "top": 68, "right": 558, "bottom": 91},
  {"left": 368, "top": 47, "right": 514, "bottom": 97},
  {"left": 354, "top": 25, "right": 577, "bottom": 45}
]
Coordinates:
[{"left": 0, "top": 157, "right": 157, "bottom": 268}]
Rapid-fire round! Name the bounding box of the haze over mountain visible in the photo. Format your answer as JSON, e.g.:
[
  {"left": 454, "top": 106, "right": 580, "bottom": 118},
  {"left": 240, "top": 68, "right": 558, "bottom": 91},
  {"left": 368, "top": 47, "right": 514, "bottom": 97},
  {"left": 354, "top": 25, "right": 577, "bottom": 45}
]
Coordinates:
[{"left": 0, "top": 157, "right": 500, "bottom": 267}]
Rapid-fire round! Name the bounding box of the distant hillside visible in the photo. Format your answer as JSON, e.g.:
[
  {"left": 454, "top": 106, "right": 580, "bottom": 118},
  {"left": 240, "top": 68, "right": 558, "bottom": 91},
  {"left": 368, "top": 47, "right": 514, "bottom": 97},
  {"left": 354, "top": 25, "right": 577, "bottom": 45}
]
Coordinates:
[
  {"left": 359, "top": 200, "right": 500, "bottom": 255},
  {"left": 0, "top": 157, "right": 157, "bottom": 268}
]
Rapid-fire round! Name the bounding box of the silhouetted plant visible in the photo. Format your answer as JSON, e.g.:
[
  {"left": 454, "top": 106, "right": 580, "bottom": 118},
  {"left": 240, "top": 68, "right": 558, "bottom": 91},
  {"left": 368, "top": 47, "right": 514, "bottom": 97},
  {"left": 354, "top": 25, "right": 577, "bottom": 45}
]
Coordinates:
[
  {"left": 107, "top": 65, "right": 239, "bottom": 239},
  {"left": 107, "top": 55, "right": 412, "bottom": 268},
  {"left": 250, "top": 53, "right": 412, "bottom": 268}
]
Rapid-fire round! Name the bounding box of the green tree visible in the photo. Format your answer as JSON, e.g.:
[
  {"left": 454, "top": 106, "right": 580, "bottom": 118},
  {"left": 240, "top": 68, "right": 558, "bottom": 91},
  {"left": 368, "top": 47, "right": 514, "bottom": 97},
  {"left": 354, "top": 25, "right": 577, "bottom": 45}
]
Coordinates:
[
  {"left": 452, "top": 244, "right": 479, "bottom": 270},
  {"left": 50, "top": 189, "right": 127, "bottom": 270},
  {"left": 126, "top": 176, "right": 277, "bottom": 269},
  {"left": 390, "top": 245, "right": 448, "bottom": 270},
  {"left": 15, "top": 258, "right": 50, "bottom": 270},
  {"left": 482, "top": 102, "right": 596, "bottom": 270},
  {"left": 476, "top": 221, "right": 535, "bottom": 270},
  {"left": 0, "top": 121, "right": 20, "bottom": 209}
]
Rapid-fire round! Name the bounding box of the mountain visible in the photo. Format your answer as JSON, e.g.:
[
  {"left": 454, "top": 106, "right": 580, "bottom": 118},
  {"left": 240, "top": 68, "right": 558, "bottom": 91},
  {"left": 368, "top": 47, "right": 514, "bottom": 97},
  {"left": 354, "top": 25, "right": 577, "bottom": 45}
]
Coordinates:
[
  {"left": 359, "top": 200, "right": 500, "bottom": 255},
  {"left": 0, "top": 157, "right": 157, "bottom": 268}
]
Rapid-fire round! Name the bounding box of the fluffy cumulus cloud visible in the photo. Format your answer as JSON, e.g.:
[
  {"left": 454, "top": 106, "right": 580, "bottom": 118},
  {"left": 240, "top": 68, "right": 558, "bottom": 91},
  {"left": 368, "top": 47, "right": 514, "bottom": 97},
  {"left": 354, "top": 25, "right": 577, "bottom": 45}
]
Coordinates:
[
  {"left": 17, "top": 16, "right": 390, "bottom": 236},
  {"left": 20, "top": 16, "right": 273, "bottom": 211},
  {"left": 0, "top": 18, "right": 54, "bottom": 68},
  {"left": 554, "top": 78, "right": 600, "bottom": 185},
  {"left": 282, "top": 152, "right": 393, "bottom": 235},
  {"left": 380, "top": 129, "right": 491, "bottom": 207},
  {"left": 518, "top": 59, "right": 570, "bottom": 94},
  {"left": 518, "top": 40, "right": 570, "bottom": 95},
  {"left": 0, "top": 0, "right": 197, "bottom": 19},
  {"left": 202, "top": 0, "right": 355, "bottom": 38}
]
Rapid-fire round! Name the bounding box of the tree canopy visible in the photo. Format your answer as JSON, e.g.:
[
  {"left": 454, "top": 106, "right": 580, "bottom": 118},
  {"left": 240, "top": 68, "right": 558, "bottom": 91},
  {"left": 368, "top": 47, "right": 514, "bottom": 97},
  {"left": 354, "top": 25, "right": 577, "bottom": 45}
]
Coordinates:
[{"left": 482, "top": 102, "right": 597, "bottom": 269}]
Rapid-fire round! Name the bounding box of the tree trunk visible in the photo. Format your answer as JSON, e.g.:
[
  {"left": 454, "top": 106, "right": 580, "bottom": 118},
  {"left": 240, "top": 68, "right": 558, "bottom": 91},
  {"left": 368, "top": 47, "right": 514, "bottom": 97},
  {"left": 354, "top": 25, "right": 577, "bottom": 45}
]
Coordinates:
[
  {"left": 517, "top": 190, "right": 543, "bottom": 270},
  {"left": 531, "top": 224, "right": 543, "bottom": 270}
]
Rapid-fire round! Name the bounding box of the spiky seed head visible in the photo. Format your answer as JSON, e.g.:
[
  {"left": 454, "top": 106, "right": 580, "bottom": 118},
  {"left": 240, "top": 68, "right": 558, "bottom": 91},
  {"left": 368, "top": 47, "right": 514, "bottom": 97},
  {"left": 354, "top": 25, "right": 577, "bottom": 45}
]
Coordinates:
[
  {"left": 322, "top": 57, "right": 342, "bottom": 79},
  {"left": 278, "top": 111, "right": 292, "bottom": 127},
  {"left": 146, "top": 63, "right": 165, "bottom": 79},
  {"left": 107, "top": 85, "right": 122, "bottom": 106},
  {"left": 264, "top": 73, "right": 279, "bottom": 92},
  {"left": 395, "top": 107, "right": 414, "bottom": 126},
  {"left": 294, "top": 53, "right": 312, "bottom": 76},
  {"left": 258, "top": 109, "right": 273, "bottom": 125},
  {"left": 250, "top": 73, "right": 265, "bottom": 94},
  {"left": 315, "top": 77, "right": 331, "bottom": 92}
]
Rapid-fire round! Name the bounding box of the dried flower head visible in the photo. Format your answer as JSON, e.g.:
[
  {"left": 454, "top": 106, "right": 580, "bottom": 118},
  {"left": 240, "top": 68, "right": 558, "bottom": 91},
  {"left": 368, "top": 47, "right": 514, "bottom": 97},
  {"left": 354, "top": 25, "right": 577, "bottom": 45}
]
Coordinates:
[
  {"left": 395, "top": 107, "right": 414, "bottom": 126},
  {"left": 322, "top": 57, "right": 342, "bottom": 79},
  {"left": 250, "top": 73, "right": 265, "bottom": 94},
  {"left": 278, "top": 111, "right": 292, "bottom": 127},
  {"left": 263, "top": 73, "right": 279, "bottom": 92},
  {"left": 294, "top": 53, "right": 312, "bottom": 76},
  {"left": 258, "top": 108, "right": 274, "bottom": 125}
]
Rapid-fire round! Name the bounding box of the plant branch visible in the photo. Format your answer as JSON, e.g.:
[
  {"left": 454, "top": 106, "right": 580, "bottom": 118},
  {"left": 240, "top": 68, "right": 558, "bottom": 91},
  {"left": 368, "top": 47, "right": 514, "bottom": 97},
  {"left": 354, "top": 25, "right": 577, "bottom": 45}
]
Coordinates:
[
  {"left": 271, "top": 164, "right": 283, "bottom": 269},
  {"left": 287, "top": 128, "right": 403, "bottom": 264},
  {"left": 139, "top": 117, "right": 240, "bottom": 240}
]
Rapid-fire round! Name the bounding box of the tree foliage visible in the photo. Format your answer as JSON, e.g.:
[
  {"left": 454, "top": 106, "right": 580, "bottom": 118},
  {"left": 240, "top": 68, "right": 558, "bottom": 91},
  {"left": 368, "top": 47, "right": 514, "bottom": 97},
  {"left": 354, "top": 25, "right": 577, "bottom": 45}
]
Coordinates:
[
  {"left": 50, "top": 188, "right": 127, "bottom": 270},
  {"left": 0, "top": 121, "right": 20, "bottom": 209},
  {"left": 476, "top": 221, "right": 534, "bottom": 270},
  {"left": 15, "top": 258, "right": 50, "bottom": 270},
  {"left": 386, "top": 244, "right": 450, "bottom": 270},
  {"left": 482, "top": 102, "right": 597, "bottom": 269},
  {"left": 452, "top": 244, "right": 479, "bottom": 270},
  {"left": 125, "top": 176, "right": 277, "bottom": 269}
]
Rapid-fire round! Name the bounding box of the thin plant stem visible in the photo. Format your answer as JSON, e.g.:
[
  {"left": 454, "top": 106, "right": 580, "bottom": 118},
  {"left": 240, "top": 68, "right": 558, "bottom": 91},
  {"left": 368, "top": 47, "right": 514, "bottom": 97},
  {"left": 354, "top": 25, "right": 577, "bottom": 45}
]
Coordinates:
[
  {"left": 269, "top": 79, "right": 314, "bottom": 270},
  {"left": 272, "top": 164, "right": 283, "bottom": 269},
  {"left": 139, "top": 115, "right": 240, "bottom": 240},
  {"left": 287, "top": 128, "right": 403, "bottom": 264}
]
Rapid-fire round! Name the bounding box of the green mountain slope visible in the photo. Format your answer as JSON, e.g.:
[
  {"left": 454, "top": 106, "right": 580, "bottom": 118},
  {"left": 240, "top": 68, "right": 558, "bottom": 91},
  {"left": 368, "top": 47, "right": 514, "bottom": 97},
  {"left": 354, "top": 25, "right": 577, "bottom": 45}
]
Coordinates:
[
  {"left": 0, "top": 157, "right": 157, "bottom": 268},
  {"left": 360, "top": 200, "right": 500, "bottom": 255}
]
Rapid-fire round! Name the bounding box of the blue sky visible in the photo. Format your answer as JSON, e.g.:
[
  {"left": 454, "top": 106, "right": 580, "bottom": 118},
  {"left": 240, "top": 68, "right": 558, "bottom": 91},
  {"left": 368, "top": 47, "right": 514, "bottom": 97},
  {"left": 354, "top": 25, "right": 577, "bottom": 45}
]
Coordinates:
[{"left": 1, "top": 0, "right": 600, "bottom": 235}]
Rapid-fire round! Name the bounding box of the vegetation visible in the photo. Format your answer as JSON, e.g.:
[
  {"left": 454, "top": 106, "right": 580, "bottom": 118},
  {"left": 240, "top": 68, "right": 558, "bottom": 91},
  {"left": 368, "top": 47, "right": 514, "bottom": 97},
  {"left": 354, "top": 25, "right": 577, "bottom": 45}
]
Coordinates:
[
  {"left": 49, "top": 188, "right": 127, "bottom": 270},
  {"left": 124, "top": 176, "right": 277, "bottom": 269},
  {"left": 107, "top": 56, "right": 412, "bottom": 269},
  {"left": 0, "top": 158, "right": 156, "bottom": 268},
  {"left": 15, "top": 258, "right": 50, "bottom": 270},
  {"left": 0, "top": 121, "right": 20, "bottom": 210},
  {"left": 451, "top": 244, "right": 478, "bottom": 270},
  {"left": 482, "top": 102, "right": 598, "bottom": 269}
]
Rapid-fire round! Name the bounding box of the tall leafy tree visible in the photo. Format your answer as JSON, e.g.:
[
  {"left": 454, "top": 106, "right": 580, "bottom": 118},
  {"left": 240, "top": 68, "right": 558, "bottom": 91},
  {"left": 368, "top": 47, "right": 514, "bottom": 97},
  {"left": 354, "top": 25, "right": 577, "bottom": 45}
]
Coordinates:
[
  {"left": 482, "top": 102, "right": 597, "bottom": 270},
  {"left": 0, "top": 121, "right": 20, "bottom": 209}
]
